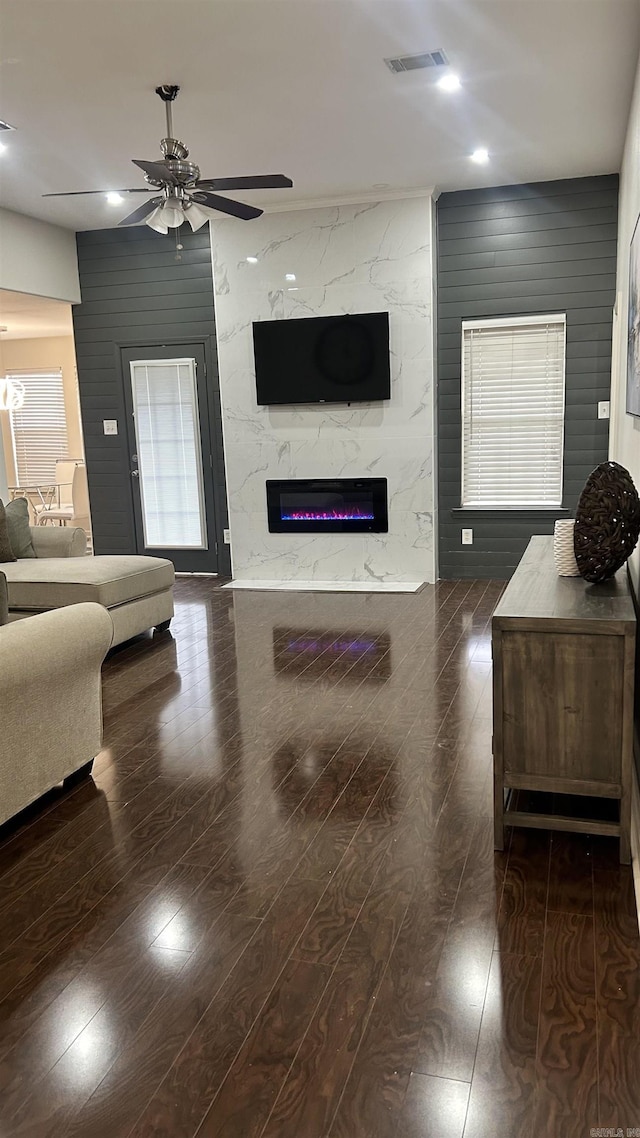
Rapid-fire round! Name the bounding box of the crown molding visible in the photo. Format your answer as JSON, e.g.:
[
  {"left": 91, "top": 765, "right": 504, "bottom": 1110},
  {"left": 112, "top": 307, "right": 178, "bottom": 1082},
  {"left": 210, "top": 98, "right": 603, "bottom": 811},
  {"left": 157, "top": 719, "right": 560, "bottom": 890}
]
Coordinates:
[{"left": 211, "top": 186, "right": 437, "bottom": 220}]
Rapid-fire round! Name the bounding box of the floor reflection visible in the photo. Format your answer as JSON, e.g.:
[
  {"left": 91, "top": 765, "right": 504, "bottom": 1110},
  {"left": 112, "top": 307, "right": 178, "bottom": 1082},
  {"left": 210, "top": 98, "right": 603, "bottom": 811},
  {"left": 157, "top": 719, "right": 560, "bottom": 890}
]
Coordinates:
[
  {"left": 273, "top": 627, "right": 392, "bottom": 681},
  {"left": 272, "top": 738, "right": 398, "bottom": 821}
]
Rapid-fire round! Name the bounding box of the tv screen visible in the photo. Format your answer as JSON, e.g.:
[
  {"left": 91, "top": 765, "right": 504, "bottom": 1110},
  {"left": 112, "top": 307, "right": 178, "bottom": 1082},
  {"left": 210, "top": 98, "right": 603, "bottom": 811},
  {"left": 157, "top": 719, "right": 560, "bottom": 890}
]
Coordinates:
[{"left": 253, "top": 311, "right": 391, "bottom": 405}]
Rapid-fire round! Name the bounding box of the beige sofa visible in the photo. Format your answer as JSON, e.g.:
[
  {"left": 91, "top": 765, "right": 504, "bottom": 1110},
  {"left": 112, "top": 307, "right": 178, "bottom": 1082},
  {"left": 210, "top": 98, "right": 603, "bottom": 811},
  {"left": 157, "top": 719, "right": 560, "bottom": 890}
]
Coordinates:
[
  {"left": 1, "top": 526, "right": 174, "bottom": 647},
  {"left": 0, "top": 598, "right": 113, "bottom": 826}
]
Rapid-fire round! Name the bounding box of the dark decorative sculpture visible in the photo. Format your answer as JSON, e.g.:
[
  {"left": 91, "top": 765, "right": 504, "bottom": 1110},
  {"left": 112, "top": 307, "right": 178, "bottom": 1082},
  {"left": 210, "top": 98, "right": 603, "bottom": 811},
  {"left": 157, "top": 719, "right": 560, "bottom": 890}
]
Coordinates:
[{"left": 574, "top": 461, "right": 640, "bottom": 583}]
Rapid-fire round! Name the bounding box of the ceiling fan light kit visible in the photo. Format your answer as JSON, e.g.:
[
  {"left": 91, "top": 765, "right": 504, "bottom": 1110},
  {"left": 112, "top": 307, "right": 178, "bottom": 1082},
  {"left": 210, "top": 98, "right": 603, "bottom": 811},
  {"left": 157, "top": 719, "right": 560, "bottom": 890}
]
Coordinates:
[
  {"left": 144, "top": 199, "right": 211, "bottom": 234},
  {"left": 43, "top": 84, "right": 293, "bottom": 233}
]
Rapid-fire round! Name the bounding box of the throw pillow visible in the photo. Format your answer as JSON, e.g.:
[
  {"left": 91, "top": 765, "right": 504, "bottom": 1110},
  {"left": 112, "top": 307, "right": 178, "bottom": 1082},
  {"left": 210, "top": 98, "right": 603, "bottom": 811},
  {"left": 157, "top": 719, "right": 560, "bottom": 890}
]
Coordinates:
[
  {"left": 0, "top": 571, "right": 8, "bottom": 625},
  {"left": 5, "top": 497, "right": 36, "bottom": 559},
  {"left": 0, "top": 501, "right": 17, "bottom": 564}
]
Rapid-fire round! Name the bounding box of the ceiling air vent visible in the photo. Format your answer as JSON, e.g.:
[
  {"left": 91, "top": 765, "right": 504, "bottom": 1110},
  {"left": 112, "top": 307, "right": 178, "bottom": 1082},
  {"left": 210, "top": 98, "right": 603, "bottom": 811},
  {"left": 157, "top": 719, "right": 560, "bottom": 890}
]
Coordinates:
[
  {"left": 0, "top": 120, "right": 16, "bottom": 132},
  {"left": 385, "top": 49, "right": 449, "bottom": 74}
]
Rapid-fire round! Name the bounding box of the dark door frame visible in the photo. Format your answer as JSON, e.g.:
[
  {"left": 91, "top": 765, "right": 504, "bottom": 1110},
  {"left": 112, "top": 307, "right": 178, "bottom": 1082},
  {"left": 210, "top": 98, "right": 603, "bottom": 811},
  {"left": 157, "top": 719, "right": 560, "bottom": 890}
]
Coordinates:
[{"left": 113, "top": 334, "right": 229, "bottom": 574}]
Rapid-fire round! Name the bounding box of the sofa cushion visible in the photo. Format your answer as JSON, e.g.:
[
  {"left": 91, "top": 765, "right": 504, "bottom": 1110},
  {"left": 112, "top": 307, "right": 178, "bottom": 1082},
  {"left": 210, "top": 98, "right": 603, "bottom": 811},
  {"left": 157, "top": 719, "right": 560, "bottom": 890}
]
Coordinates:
[
  {"left": 3, "top": 555, "right": 175, "bottom": 612},
  {"left": 0, "top": 502, "right": 17, "bottom": 564},
  {"left": 5, "top": 498, "right": 36, "bottom": 559}
]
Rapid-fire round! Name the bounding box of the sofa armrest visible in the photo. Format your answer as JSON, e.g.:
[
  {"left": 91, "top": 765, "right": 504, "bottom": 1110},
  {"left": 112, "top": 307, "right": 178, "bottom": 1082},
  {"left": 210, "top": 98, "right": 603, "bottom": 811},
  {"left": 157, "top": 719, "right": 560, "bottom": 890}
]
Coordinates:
[
  {"left": 0, "top": 602, "right": 113, "bottom": 690},
  {"left": 30, "top": 526, "right": 87, "bottom": 558},
  {"left": 0, "top": 603, "right": 114, "bottom": 826}
]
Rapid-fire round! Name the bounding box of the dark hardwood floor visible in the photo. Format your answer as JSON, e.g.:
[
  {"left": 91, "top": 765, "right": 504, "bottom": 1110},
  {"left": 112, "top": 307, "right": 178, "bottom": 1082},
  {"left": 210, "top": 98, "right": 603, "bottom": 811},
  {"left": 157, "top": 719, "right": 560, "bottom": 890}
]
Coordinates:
[{"left": 0, "top": 577, "right": 638, "bottom": 1137}]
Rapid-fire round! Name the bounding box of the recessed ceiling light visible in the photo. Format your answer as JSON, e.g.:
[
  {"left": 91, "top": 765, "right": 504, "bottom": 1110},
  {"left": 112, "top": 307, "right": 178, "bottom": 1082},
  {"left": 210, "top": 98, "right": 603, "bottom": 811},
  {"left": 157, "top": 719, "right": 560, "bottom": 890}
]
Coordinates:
[
  {"left": 470, "top": 148, "right": 489, "bottom": 164},
  {"left": 285, "top": 273, "right": 296, "bottom": 282},
  {"left": 438, "top": 73, "right": 461, "bottom": 92},
  {"left": 246, "top": 256, "right": 259, "bottom": 264},
  {"left": 106, "top": 191, "right": 124, "bottom": 205}
]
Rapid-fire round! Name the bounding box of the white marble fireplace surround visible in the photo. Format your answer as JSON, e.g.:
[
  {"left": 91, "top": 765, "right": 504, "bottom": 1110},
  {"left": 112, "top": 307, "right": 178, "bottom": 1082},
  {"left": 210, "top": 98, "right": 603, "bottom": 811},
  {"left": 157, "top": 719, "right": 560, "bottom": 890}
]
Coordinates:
[{"left": 211, "top": 197, "right": 436, "bottom": 585}]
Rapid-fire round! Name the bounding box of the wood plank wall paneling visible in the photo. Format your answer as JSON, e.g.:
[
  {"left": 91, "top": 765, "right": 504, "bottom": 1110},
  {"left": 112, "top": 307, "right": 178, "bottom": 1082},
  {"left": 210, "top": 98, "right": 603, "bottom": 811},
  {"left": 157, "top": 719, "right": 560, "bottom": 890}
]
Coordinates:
[
  {"left": 436, "top": 174, "right": 619, "bottom": 580},
  {"left": 73, "top": 225, "right": 230, "bottom": 571}
]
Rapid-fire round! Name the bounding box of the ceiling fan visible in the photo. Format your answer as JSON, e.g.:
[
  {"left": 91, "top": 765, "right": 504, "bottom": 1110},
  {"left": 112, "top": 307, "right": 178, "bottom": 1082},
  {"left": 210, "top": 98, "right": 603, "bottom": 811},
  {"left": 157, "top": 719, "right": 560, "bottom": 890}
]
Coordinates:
[{"left": 43, "top": 85, "right": 293, "bottom": 233}]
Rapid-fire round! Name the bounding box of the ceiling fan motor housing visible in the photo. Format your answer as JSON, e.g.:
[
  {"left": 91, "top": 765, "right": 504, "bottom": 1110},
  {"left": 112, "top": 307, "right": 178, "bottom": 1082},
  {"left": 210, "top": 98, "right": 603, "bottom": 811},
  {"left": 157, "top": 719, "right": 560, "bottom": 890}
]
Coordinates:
[{"left": 142, "top": 140, "right": 200, "bottom": 189}]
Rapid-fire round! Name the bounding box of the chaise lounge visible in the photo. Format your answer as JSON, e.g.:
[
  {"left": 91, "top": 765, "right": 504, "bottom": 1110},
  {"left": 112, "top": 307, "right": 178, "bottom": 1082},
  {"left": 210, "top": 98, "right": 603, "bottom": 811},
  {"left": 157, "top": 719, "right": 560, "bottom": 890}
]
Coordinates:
[{"left": 1, "top": 524, "right": 175, "bottom": 647}]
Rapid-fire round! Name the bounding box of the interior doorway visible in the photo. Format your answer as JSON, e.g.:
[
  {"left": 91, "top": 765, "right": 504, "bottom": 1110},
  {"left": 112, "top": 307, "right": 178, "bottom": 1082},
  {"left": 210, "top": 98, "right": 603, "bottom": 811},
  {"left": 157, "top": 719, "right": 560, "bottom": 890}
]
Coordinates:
[{"left": 0, "top": 289, "right": 92, "bottom": 543}]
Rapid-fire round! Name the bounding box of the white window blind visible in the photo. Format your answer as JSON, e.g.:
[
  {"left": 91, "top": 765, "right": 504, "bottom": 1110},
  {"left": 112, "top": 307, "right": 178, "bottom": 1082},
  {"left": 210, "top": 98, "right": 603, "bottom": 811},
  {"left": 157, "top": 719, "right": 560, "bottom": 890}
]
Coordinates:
[
  {"left": 130, "top": 358, "right": 207, "bottom": 549},
  {"left": 9, "top": 369, "right": 69, "bottom": 485},
  {"left": 461, "top": 314, "right": 566, "bottom": 508}
]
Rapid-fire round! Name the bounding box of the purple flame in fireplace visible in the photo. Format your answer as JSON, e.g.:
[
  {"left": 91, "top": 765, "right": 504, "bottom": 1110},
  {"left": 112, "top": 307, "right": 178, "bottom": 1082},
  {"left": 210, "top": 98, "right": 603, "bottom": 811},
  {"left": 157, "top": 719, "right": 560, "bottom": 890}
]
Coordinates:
[{"left": 281, "top": 507, "right": 375, "bottom": 522}]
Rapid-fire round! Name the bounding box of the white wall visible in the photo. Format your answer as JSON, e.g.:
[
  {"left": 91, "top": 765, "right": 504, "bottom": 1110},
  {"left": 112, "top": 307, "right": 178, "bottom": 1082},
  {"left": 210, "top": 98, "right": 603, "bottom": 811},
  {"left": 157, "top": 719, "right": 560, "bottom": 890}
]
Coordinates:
[
  {"left": 0, "top": 336, "right": 84, "bottom": 488},
  {"left": 0, "top": 208, "right": 80, "bottom": 303},
  {"left": 211, "top": 197, "right": 436, "bottom": 585},
  {"left": 610, "top": 54, "right": 640, "bottom": 596}
]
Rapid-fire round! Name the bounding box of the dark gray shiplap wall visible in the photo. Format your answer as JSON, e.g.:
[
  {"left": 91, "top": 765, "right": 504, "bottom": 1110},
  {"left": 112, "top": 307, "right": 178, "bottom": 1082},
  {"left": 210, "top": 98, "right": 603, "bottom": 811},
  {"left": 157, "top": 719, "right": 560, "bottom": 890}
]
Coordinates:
[
  {"left": 73, "top": 225, "right": 229, "bottom": 571},
  {"left": 437, "top": 174, "right": 618, "bottom": 579}
]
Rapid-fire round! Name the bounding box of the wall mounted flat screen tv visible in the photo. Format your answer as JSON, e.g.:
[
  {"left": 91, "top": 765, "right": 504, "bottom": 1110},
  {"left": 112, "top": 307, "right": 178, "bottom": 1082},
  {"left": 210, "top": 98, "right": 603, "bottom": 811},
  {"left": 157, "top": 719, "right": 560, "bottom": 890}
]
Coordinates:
[{"left": 253, "top": 311, "right": 391, "bottom": 405}]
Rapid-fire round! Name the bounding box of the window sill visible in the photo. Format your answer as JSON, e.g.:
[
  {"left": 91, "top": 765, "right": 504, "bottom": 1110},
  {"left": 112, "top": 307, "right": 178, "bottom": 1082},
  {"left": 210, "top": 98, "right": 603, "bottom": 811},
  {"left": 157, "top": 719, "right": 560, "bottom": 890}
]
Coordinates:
[{"left": 452, "top": 506, "right": 570, "bottom": 514}]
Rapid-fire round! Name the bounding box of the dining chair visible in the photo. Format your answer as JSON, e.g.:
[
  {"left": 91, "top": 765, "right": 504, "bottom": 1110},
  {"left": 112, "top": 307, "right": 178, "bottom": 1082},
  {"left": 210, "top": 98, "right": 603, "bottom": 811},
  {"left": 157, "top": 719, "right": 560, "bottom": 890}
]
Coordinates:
[{"left": 35, "top": 460, "right": 91, "bottom": 535}]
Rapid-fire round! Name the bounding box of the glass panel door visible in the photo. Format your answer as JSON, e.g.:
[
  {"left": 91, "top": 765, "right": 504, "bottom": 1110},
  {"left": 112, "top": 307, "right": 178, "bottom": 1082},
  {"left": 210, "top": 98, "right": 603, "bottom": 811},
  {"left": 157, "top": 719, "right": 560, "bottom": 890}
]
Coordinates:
[{"left": 129, "top": 358, "right": 207, "bottom": 550}]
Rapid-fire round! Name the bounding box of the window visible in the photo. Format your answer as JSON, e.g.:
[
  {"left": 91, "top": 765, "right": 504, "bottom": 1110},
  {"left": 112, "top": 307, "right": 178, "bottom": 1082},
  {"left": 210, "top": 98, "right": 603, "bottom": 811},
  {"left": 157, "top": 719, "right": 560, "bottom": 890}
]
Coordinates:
[
  {"left": 9, "top": 369, "right": 69, "bottom": 485},
  {"left": 129, "top": 358, "right": 207, "bottom": 549},
  {"left": 461, "top": 314, "right": 566, "bottom": 508}
]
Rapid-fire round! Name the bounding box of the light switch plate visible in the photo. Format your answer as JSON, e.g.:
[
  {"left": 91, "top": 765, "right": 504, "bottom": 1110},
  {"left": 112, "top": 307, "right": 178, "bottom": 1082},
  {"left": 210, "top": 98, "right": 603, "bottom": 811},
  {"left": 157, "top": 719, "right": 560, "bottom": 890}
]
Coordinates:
[
  {"left": 103, "top": 419, "right": 118, "bottom": 435},
  {"left": 461, "top": 528, "right": 473, "bottom": 545},
  {"left": 598, "top": 401, "right": 610, "bottom": 419}
]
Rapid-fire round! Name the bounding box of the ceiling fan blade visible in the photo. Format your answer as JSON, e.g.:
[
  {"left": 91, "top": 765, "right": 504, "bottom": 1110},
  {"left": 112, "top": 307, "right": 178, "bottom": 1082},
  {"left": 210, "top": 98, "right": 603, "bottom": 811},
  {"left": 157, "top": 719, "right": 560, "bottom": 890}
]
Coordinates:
[
  {"left": 42, "top": 188, "right": 155, "bottom": 197},
  {"left": 132, "top": 159, "right": 179, "bottom": 186},
  {"left": 117, "top": 196, "right": 164, "bottom": 227},
  {"left": 195, "top": 174, "right": 293, "bottom": 191},
  {"left": 190, "top": 191, "right": 263, "bottom": 221}
]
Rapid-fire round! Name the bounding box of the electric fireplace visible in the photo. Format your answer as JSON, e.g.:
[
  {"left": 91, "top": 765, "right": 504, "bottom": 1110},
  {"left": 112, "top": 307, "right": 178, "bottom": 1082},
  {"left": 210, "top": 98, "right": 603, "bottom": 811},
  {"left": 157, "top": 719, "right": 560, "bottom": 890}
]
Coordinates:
[{"left": 266, "top": 478, "right": 388, "bottom": 533}]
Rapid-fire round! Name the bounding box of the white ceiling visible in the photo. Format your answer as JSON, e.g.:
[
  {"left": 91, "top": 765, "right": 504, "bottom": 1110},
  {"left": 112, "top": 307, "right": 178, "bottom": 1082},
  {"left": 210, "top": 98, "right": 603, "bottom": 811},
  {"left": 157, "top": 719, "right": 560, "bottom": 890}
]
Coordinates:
[
  {"left": 0, "top": 289, "right": 73, "bottom": 338},
  {"left": 0, "top": 0, "right": 639, "bottom": 232}
]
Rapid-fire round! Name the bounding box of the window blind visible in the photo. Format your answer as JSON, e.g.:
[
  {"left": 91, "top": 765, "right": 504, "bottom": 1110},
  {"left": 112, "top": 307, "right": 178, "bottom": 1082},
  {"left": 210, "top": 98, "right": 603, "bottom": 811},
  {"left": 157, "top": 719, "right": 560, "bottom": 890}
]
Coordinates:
[
  {"left": 9, "top": 370, "right": 69, "bottom": 485},
  {"left": 461, "top": 315, "right": 566, "bottom": 508},
  {"left": 130, "top": 358, "right": 207, "bottom": 549}
]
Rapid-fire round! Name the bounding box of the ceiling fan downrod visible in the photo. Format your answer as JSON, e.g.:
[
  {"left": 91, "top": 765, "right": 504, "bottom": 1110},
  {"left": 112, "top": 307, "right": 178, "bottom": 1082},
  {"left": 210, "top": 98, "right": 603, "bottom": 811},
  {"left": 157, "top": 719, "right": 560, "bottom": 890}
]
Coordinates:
[
  {"left": 155, "top": 84, "right": 180, "bottom": 138},
  {"left": 153, "top": 85, "right": 191, "bottom": 169}
]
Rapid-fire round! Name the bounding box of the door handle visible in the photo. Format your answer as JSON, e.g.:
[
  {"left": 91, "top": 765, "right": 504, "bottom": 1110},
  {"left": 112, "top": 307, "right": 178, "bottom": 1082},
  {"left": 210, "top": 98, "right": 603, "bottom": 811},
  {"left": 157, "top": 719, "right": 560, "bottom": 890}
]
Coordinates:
[{"left": 131, "top": 470, "right": 139, "bottom": 478}]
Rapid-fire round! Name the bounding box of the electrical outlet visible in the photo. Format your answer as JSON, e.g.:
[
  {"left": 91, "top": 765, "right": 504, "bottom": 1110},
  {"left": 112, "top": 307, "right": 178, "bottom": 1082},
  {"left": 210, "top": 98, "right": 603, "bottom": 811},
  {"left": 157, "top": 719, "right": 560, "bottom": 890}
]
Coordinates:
[
  {"left": 103, "top": 419, "right": 118, "bottom": 435},
  {"left": 598, "top": 401, "right": 610, "bottom": 419},
  {"left": 223, "top": 528, "right": 231, "bottom": 544},
  {"left": 461, "top": 528, "right": 473, "bottom": 545}
]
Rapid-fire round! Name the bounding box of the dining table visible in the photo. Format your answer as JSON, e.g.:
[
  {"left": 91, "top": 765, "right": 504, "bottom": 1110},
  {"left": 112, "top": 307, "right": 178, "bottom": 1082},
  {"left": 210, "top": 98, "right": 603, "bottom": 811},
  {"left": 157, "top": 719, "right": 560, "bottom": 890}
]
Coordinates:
[{"left": 8, "top": 484, "right": 57, "bottom": 521}]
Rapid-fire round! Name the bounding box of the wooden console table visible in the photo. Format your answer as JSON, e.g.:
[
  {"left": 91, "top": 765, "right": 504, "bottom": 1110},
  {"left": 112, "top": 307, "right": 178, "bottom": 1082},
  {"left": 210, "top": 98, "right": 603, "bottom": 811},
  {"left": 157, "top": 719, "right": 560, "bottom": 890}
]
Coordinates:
[{"left": 492, "top": 535, "right": 636, "bottom": 863}]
